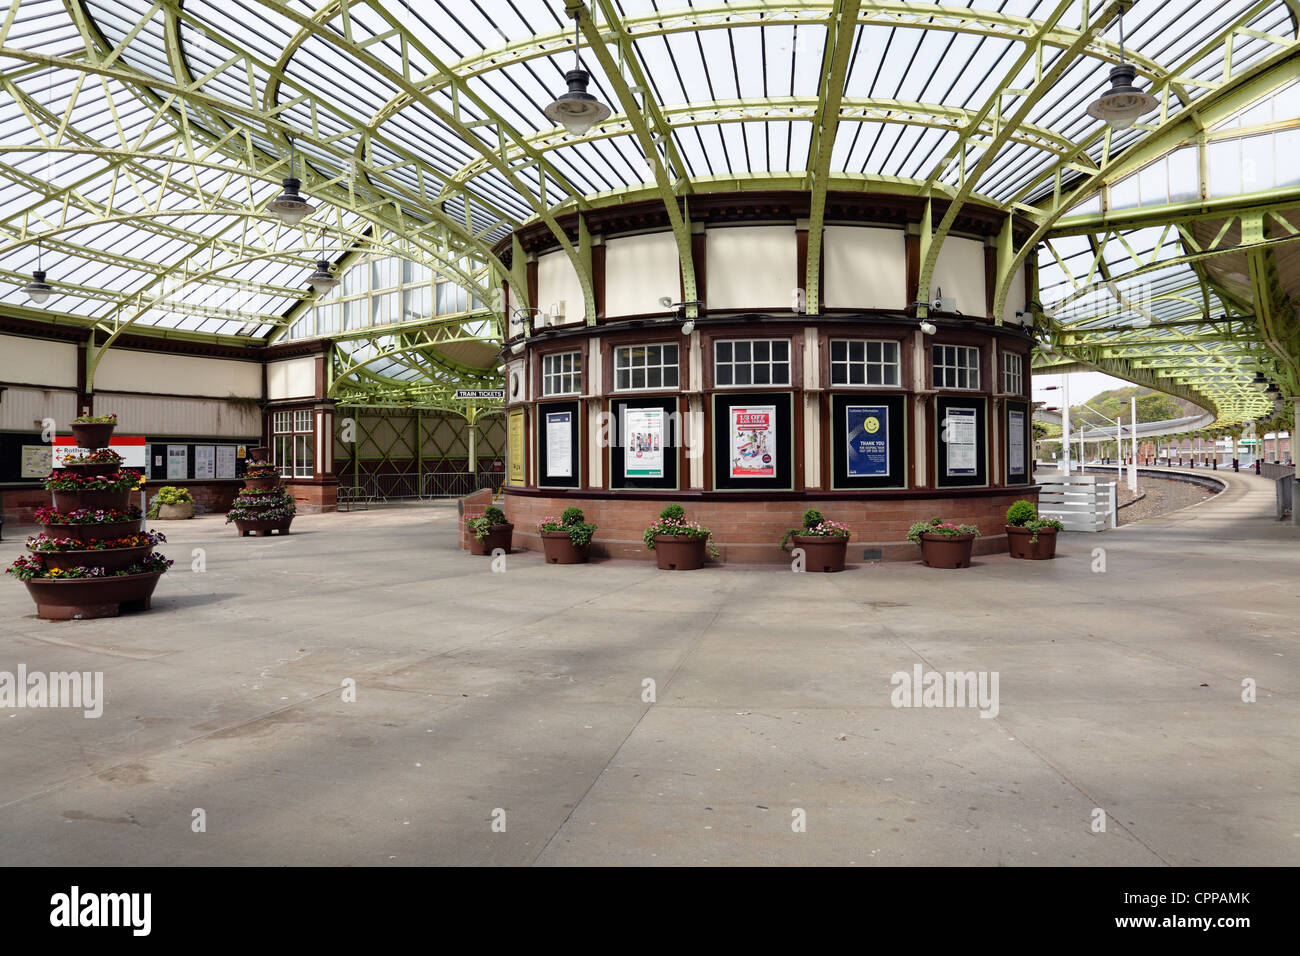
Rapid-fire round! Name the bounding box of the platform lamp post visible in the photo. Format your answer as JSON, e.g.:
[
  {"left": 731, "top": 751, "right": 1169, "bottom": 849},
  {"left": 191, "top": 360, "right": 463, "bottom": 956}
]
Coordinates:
[{"left": 1129, "top": 395, "right": 1139, "bottom": 490}]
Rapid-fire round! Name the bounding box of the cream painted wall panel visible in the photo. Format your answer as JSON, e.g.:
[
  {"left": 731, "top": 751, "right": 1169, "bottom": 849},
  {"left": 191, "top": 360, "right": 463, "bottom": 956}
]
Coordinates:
[
  {"left": 267, "top": 357, "right": 315, "bottom": 400},
  {"left": 1001, "top": 265, "right": 1027, "bottom": 324},
  {"left": 823, "top": 226, "right": 906, "bottom": 309},
  {"left": 605, "top": 232, "right": 680, "bottom": 317},
  {"left": 96, "top": 348, "right": 261, "bottom": 397},
  {"left": 0, "top": 334, "right": 77, "bottom": 388},
  {"left": 706, "top": 226, "right": 796, "bottom": 311},
  {"left": 97, "top": 393, "right": 260, "bottom": 437},
  {"left": 0, "top": 387, "right": 76, "bottom": 431},
  {"left": 933, "top": 237, "right": 987, "bottom": 316},
  {"left": 537, "top": 250, "right": 585, "bottom": 326}
]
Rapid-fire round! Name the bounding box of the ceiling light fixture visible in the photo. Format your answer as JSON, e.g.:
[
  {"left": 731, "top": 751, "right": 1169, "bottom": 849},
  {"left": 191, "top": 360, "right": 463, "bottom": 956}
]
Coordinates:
[
  {"left": 306, "top": 230, "right": 338, "bottom": 294},
  {"left": 1086, "top": 9, "right": 1158, "bottom": 131},
  {"left": 1250, "top": 371, "right": 1269, "bottom": 391},
  {"left": 268, "top": 138, "right": 316, "bottom": 226},
  {"left": 21, "top": 237, "right": 52, "bottom": 305},
  {"left": 543, "top": 17, "right": 612, "bottom": 136}
]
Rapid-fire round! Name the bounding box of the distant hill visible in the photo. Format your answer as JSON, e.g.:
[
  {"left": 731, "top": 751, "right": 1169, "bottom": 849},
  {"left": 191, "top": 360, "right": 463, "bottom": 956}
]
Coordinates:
[{"left": 1068, "top": 386, "right": 1194, "bottom": 428}]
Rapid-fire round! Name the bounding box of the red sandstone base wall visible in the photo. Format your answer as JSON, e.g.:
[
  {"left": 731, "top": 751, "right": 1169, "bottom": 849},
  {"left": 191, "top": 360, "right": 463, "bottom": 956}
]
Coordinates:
[{"left": 500, "top": 490, "right": 1038, "bottom": 563}]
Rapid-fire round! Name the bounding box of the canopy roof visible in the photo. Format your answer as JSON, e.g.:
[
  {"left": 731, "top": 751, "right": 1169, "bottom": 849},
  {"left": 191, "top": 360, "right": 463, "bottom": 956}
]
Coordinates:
[{"left": 1, "top": 1, "right": 1297, "bottom": 428}]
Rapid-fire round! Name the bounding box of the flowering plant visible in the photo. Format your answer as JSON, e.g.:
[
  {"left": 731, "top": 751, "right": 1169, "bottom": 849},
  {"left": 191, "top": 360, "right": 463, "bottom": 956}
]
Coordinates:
[
  {"left": 26, "top": 531, "right": 164, "bottom": 552},
  {"left": 61, "top": 448, "right": 123, "bottom": 465},
  {"left": 244, "top": 462, "right": 280, "bottom": 478},
  {"left": 226, "top": 487, "right": 296, "bottom": 522},
  {"left": 1004, "top": 500, "right": 1062, "bottom": 543},
  {"left": 34, "top": 505, "right": 141, "bottom": 525},
  {"left": 5, "top": 551, "right": 171, "bottom": 581},
  {"left": 906, "top": 517, "right": 981, "bottom": 543},
  {"left": 780, "top": 508, "right": 851, "bottom": 551},
  {"left": 465, "top": 504, "right": 508, "bottom": 541},
  {"left": 146, "top": 485, "right": 194, "bottom": 518},
  {"left": 71, "top": 413, "right": 117, "bottom": 424},
  {"left": 43, "top": 469, "right": 142, "bottom": 492},
  {"left": 642, "top": 504, "right": 718, "bottom": 558},
  {"left": 537, "top": 506, "right": 596, "bottom": 548}
]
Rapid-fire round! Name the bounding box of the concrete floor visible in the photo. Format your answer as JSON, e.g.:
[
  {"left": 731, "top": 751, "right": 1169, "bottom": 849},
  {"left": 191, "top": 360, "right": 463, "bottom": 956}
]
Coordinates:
[{"left": 0, "top": 470, "right": 1295, "bottom": 866}]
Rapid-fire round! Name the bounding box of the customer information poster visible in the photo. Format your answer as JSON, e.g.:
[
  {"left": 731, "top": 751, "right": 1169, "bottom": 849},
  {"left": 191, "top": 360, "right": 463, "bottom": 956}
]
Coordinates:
[
  {"left": 846, "top": 405, "right": 889, "bottom": 477},
  {"left": 1008, "top": 409, "right": 1026, "bottom": 477},
  {"left": 624, "top": 407, "right": 664, "bottom": 478},
  {"left": 545, "top": 411, "right": 572, "bottom": 478},
  {"left": 945, "top": 407, "right": 978, "bottom": 476},
  {"left": 729, "top": 405, "right": 776, "bottom": 478}
]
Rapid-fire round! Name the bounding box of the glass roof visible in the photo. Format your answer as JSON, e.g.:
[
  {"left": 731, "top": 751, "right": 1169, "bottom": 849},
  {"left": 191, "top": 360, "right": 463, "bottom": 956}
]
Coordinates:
[{"left": 0, "top": 0, "right": 1297, "bottom": 419}]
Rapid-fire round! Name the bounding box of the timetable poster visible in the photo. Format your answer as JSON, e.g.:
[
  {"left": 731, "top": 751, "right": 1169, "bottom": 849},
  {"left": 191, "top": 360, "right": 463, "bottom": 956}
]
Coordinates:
[
  {"left": 945, "top": 407, "right": 978, "bottom": 476},
  {"left": 167, "top": 444, "right": 188, "bottom": 480},
  {"left": 216, "top": 444, "right": 237, "bottom": 479},
  {"left": 545, "top": 411, "right": 572, "bottom": 478},
  {"left": 729, "top": 405, "right": 776, "bottom": 478},
  {"left": 846, "top": 405, "right": 889, "bottom": 478},
  {"left": 194, "top": 445, "right": 216, "bottom": 480},
  {"left": 1008, "top": 409, "right": 1026, "bottom": 477},
  {"left": 624, "top": 407, "right": 665, "bottom": 478}
]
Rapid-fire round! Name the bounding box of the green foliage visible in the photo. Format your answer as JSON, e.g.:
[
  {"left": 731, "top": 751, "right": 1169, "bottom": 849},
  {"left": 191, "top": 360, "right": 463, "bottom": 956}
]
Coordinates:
[
  {"left": 483, "top": 505, "right": 507, "bottom": 526},
  {"left": 560, "top": 506, "right": 586, "bottom": 525},
  {"left": 1005, "top": 500, "right": 1038, "bottom": 527},
  {"left": 643, "top": 506, "right": 718, "bottom": 558},
  {"left": 659, "top": 503, "right": 686, "bottom": 522},
  {"left": 802, "top": 508, "right": 824, "bottom": 529},
  {"left": 539, "top": 511, "right": 597, "bottom": 547},
  {"left": 906, "top": 517, "right": 981, "bottom": 543},
  {"left": 147, "top": 485, "right": 194, "bottom": 518}
]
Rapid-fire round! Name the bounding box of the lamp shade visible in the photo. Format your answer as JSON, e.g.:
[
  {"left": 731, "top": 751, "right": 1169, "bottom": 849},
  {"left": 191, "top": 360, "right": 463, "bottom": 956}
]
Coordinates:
[
  {"left": 1086, "top": 63, "right": 1158, "bottom": 131},
  {"left": 22, "top": 269, "right": 52, "bottom": 305},
  {"left": 268, "top": 176, "right": 315, "bottom": 226},
  {"left": 307, "top": 259, "right": 338, "bottom": 293},
  {"left": 543, "top": 70, "right": 612, "bottom": 135}
]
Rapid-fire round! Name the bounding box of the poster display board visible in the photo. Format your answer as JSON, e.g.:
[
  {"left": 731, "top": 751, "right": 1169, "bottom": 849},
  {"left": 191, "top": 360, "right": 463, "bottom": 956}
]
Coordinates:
[
  {"left": 728, "top": 405, "right": 777, "bottom": 478},
  {"left": 934, "top": 396, "right": 988, "bottom": 488},
  {"left": 624, "top": 407, "right": 665, "bottom": 479},
  {"left": 216, "top": 445, "right": 237, "bottom": 480},
  {"left": 21, "top": 445, "right": 52, "bottom": 479},
  {"left": 1006, "top": 401, "right": 1031, "bottom": 482},
  {"left": 194, "top": 445, "right": 216, "bottom": 480},
  {"left": 945, "top": 407, "right": 978, "bottom": 477},
  {"left": 507, "top": 409, "right": 525, "bottom": 486},
  {"left": 846, "top": 405, "right": 889, "bottom": 477},
  {"left": 166, "top": 445, "right": 188, "bottom": 480},
  {"left": 830, "top": 393, "right": 907, "bottom": 489},
  {"left": 545, "top": 411, "right": 573, "bottom": 478},
  {"left": 536, "top": 400, "right": 579, "bottom": 489}
]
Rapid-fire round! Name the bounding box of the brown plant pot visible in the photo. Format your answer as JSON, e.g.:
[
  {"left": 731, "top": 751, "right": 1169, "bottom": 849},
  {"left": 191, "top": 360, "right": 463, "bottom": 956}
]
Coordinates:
[
  {"left": 540, "top": 530, "right": 590, "bottom": 564},
  {"left": 41, "top": 519, "right": 142, "bottom": 544},
  {"left": 60, "top": 461, "right": 122, "bottom": 477},
  {"left": 1006, "top": 525, "right": 1059, "bottom": 560},
  {"left": 791, "top": 534, "right": 849, "bottom": 572},
  {"left": 52, "top": 488, "right": 133, "bottom": 512},
  {"left": 233, "top": 516, "right": 293, "bottom": 537},
  {"left": 31, "top": 543, "right": 151, "bottom": 574},
  {"left": 243, "top": 475, "right": 280, "bottom": 490},
  {"left": 652, "top": 534, "right": 707, "bottom": 571},
  {"left": 23, "top": 570, "right": 164, "bottom": 621},
  {"left": 69, "top": 422, "right": 116, "bottom": 450},
  {"left": 468, "top": 523, "right": 513, "bottom": 555},
  {"left": 158, "top": 502, "right": 194, "bottom": 519},
  {"left": 249, "top": 446, "right": 272, "bottom": 461},
  {"left": 918, "top": 532, "right": 976, "bottom": 569}
]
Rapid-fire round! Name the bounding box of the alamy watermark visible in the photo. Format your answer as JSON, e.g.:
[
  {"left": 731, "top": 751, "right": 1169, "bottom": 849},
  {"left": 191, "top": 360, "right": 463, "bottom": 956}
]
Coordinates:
[
  {"left": 890, "top": 665, "right": 999, "bottom": 718},
  {"left": 0, "top": 666, "right": 103, "bottom": 718}
]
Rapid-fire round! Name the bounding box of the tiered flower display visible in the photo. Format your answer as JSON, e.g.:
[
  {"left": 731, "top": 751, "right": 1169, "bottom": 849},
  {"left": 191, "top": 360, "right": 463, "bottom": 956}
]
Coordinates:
[
  {"left": 226, "top": 447, "right": 295, "bottom": 536},
  {"left": 6, "top": 414, "right": 172, "bottom": 619}
]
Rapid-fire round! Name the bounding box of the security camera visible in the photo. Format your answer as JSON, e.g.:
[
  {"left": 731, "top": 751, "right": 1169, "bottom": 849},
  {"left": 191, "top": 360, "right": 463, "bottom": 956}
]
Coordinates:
[{"left": 658, "top": 296, "right": 674, "bottom": 309}]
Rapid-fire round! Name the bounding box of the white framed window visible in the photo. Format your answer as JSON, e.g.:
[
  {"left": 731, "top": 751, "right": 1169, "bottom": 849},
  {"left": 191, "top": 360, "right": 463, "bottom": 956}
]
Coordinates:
[
  {"left": 714, "top": 338, "right": 790, "bottom": 387},
  {"left": 273, "top": 409, "right": 314, "bottom": 478},
  {"left": 830, "top": 339, "right": 900, "bottom": 387},
  {"left": 614, "top": 344, "right": 680, "bottom": 391},
  {"left": 932, "top": 344, "right": 981, "bottom": 390},
  {"left": 542, "top": 351, "right": 582, "bottom": 396},
  {"left": 1002, "top": 352, "right": 1023, "bottom": 395}
]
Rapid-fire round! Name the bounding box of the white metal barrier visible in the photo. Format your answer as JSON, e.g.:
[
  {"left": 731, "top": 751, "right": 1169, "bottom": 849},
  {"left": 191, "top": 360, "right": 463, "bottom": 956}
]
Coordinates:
[{"left": 1037, "top": 475, "right": 1117, "bottom": 532}]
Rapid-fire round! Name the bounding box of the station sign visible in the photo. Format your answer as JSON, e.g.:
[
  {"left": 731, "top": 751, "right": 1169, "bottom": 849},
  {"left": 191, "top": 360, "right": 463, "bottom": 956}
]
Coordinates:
[{"left": 454, "top": 389, "right": 505, "bottom": 400}]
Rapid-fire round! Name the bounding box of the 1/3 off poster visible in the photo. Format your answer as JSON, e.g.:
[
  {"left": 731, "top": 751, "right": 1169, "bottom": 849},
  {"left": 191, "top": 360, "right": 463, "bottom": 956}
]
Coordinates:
[
  {"left": 846, "top": 405, "right": 889, "bottom": 477},
  {"left": 729, "top": 405, "right": 776, "bottom": 478},
  {"left": 624, "top": 407, "right": 664, "bottom": 478}
]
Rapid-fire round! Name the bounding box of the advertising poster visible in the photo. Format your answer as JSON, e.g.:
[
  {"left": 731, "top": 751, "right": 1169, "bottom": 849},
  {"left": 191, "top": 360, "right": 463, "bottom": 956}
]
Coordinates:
[
  {"left": 846, "top": 405, "right": 889, "bottom": 478},
  {"left": 507, "top": 410, "right": 525, "bottom": 485},
  {"left": 216, "top": 445, "right": 237, "bottom": 479},
  {"left": 167, "top": 444, "right": 188, "bottom": 480},
  {"left": 21, "top": 445, "right": 52, "bottom": 479},
  {"left": 729, "top": 405, "right": 776, "bottom": 478},
  {"left": 194, "top": 445, "right": 216, "bottom": 480},
  {"left": 624, "top": 407, "right": 665, "bottom": 478},
  {"left": 945, "top": 407, "right": 978, "bottom": 476},
  {"left": 545, "top": 411, "right": 572, "bottom": 478},
  {"left": 1008, "top": 409, "right": 1026, "bottom": 477}
]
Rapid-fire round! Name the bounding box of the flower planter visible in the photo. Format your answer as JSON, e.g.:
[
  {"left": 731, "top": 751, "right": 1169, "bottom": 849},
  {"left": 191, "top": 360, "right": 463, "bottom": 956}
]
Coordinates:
[
  {"left": 69, "top": 422, "right": 115, "bottom": 450},
  {"left": 249, "top": 447, "right": 272, "bottom": 461},
  {"left": 158, "top": 502, "right": 195, "bottom": 520},
  {"left": 41, "top": 519, "right": 142, "bottom": 544},
  {"left": 652, "top": 534, "right": 707, "bottom": 571},
  {"left": 233, "top": 517, "right": 293, "bottom": 537},
  {"left": 61, "top": 461, "right": 121, "bottom": 477},
  {"left": 468, "top": 523, "right": 513, "bottom": 555},
  {"left": 540, "top": 530, "right": 589, "bottom": 564},
  {"left": 918, "top": 532, "right": 976, "bottom": 569},
  {"left": 791, "top": 534, "right": 849, "bottom": 572},
  {"left": 1006, "top": 525, "right": 1059, "bottom": 560},
  {"left": 32, "top": 543, "right": 151, "bottom": 574},
  {"left": 242, "top": 476, "right": 280, "bottom": 490},
  {"left": 52, "top": 488, "right": 133, "bottom": 512},
  {"left": 23, "top": 570, "right": 164, "bottom": 620}
]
